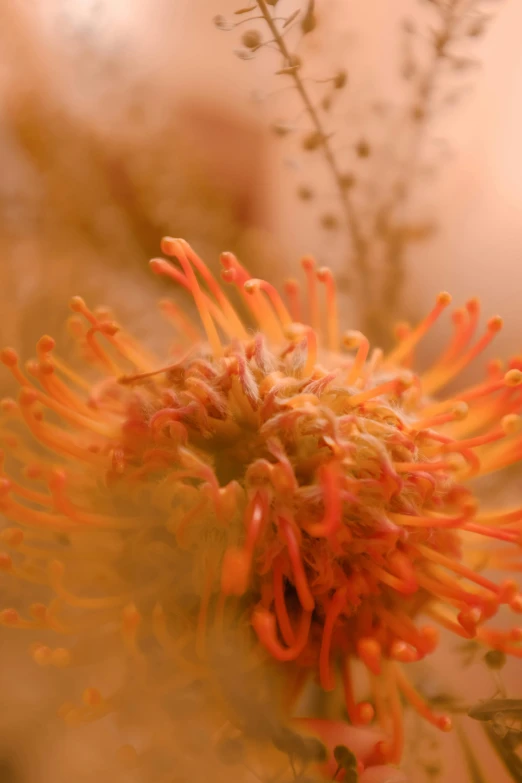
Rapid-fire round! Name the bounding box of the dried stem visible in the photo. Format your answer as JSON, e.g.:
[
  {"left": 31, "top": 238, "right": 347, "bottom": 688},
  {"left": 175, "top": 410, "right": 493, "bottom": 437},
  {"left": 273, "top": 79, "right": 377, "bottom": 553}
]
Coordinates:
[
  {"left": 378, "top": 0, "right": 470, "bottom": 318},
  {"left": 255, "top": 0, "right": 371, "bottom": 306}
]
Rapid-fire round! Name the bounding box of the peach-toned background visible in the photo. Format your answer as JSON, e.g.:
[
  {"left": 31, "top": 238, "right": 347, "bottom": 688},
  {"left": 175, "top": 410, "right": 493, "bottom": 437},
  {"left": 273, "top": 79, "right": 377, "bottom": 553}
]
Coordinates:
[{"left": 0, "top": 2, "right": 521, "bottom": 782}]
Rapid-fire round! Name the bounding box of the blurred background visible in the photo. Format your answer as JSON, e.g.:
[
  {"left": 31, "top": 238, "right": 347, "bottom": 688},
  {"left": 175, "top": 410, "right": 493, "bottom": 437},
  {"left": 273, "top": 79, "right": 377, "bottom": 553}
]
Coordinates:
[
  {"left": 1, "top": 0, "right": 521, "bottom": 352},
  {"left": 0, "top": 1, "right": 521, "bottom": 781}
]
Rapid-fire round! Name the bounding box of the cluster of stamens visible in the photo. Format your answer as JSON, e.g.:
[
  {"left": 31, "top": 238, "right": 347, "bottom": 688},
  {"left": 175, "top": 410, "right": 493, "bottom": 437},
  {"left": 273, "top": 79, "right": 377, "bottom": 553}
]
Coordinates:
[{"left": 1, "top": 237, "right": 522, "bottom": 770}]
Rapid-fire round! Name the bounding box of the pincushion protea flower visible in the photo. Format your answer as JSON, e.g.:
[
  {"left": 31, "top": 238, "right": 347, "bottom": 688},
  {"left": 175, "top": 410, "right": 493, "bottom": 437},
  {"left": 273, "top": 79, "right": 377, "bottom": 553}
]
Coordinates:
[{"left": 1, "top": 236, "right": 522, "bottom": 775}]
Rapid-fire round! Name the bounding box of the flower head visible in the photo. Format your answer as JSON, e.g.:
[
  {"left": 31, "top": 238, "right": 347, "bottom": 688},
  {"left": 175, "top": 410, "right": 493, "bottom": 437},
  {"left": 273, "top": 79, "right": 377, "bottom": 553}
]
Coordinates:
[{"left": 1, "top": 237, "right": 522, "bottom": 772}]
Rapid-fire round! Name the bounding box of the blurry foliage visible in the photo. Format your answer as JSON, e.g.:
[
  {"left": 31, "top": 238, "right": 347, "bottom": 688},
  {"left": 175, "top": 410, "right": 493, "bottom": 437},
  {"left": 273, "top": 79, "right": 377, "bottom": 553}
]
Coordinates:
[{"left": 0, "top": 3, "right": 275, "bottom": 360}]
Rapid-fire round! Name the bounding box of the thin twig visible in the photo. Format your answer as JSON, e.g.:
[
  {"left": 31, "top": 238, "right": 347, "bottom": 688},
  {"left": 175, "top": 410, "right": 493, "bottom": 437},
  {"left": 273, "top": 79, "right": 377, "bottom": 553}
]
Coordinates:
[
  {"left": 256, "top": 0, "right": 371, "bottom": 305},
  {"left": 378, "top": 0, "right": 472, "bottom": 316}
]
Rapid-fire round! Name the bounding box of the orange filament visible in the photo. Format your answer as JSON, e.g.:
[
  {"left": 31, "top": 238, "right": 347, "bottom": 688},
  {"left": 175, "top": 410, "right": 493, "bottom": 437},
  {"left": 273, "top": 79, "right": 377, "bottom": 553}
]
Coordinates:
[
  {"left": 394, "top": 665, "right": 452, "bottom": 732},
  {"left": 317, "top": 267, "right": 339, "bottom": 352},
  {"left": 344, "top": 331, "right": 370, "bottom": 385},
  {"left": 414, "top": 544, "right": 500, "bottom": 594},
  {"left": 341, "top": 658, "right": 376, "bottom": 726},
  {"left": 426, "top": 605, "right": 480, "bottom": 639},
  {"left": 273, "top": 558, "right": 296, "bottom": 646},
  {"left": 302, "top": 327, "right": 318, "bottom": 377},
  {"left": 152, "top": 244, "right": 223, "bottom": 357},
  {"left": 389, "top": 510, "right": 472, "bottom": 529},
  {"left": 159, "top": 298, "right": 202, "bottom": 343},
  {"left": 369, "top": 563, "right": 417, "bottom": 595},
  {"left": 430, "top": 299, "right": 479, "bottom": 373},
  {"left": 220, "top": 252, "right": 283, "bottom": 342},
  {"left": 423, "top": 315, "right": 503, "bottom": 394},
  {"left": 319, "top": 587, "right": 347, "bottom": 690},
  {"left": 462, "top": 522, "right": 519, "bottom": 543},
  {"left": 348, "top": 376, "right": 412, "bottom": 407},
  {"left": 176, "top": 239, "right": 248, "bottom": 340},
  {"left": 301, "top": 256, "right": 320, "bottom": 332},
  {"left": 422, "top": 369, "right": 522, "bottom": 422},
  {"left": 69, "top": 299, "right": 123, "bottom": 375},
  {"left": 244, "top": 279, "right": 292, "bottom": 336},
  {"left": 357, "top": 637, "right": 382, "bottom": 675},
  {"left": 415, "top": 401, "right": 468, "bottom": 430},
  {"left": 385, "top": 665, "right": 404, "bottom": 764},
  {"left": 283, "top": 278, "right": 302, "bottom": 323},
  {"left": 386, "top": 292, "right": 452, "bottom": 366},
  {"left": 306, "top": 463, "right": 342, "bottom": 537},
  {"left": 279, "top": 517, "right": 315, "bottom": 612},
  {"left": 1, "top": 349, "right": 31, "bottom": 387},
  {"left": 252, "top": 606, "right": 312, "bottom": 661}
]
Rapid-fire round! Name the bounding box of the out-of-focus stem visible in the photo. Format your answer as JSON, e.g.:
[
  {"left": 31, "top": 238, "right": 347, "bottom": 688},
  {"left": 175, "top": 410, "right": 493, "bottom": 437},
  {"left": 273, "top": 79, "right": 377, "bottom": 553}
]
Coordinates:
[
  {"left": 379, "top": 0, "right": 467, "bottom": 316},
  {"left": 256, "top": 0, "right": 371, "bottom": 307}
]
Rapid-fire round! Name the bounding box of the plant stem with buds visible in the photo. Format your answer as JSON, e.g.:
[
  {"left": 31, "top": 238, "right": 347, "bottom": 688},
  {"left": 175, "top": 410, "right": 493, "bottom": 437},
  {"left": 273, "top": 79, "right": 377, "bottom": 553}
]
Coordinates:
[{"left": 256, "top": 0, "right": 371, "bottom": 307}]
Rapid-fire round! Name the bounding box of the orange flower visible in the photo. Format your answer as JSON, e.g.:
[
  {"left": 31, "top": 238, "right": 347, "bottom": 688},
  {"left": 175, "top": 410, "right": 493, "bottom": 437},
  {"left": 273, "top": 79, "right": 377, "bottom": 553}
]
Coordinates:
[{"left": 1, "top": 237, "right": 521, "bottom": 772}]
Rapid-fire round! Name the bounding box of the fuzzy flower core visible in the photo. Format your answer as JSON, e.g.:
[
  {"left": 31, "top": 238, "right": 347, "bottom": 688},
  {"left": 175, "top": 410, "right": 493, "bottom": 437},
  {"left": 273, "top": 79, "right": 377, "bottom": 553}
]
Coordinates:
[{"left": 1, "top": 238, "right": 522, "bottom": 770}]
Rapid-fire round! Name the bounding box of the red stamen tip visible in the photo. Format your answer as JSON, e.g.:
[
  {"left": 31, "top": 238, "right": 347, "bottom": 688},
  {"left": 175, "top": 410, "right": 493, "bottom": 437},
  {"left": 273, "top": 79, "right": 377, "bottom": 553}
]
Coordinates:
[
  {"left": 149, "top": 258, "right": 166, "bottom": 275},
  {"left": 499, "top": 580, "right": 518, "bottom": 603},
  {"left": 244, "top": 280, "right": 261, "bottom": 295},
  {"left": 37, "top": 336, "right": 55, "bottom": 353},
  {"left": 510, "top": 594, "right": 522, "bottom": 613},
  {"left": 357, "top": 637, "right": 382, "bottom": 674},
  {"left": 221, "top": 547, "right": 249, "bottom": 596},
  {"left": 33, "top": 645, "right": 52, "bottom": 666},
  {"left": 505, "top": 369, "right": 522, "bottom": 387},
  {"left": 301, "top": 255, "right": 316, "bottom": 271},
  {"left": 488, "top": 316, "right": 503, "bottom": 333},
  {"left": 69, "top": 296, "right": 86, "bottom": 313},
  {"left": 437, "top": 716, "right": 452, "bottom": 732},
  {"left": 437, "top": 291, "right": 452, "bottom": 307},
  {"left": 458, "top": 607, "right": 481, "bottom": 635},
  {"left": 160, "top": 236, "right": 179, "bottom": 255},
  {"left": 452, "top": 401, "right": 469, "bottom": 420},
  {"left": 420, "top": 626, "right": 439, "bottom": 652},
  {"left": 316, "top": 266, "right": 333, "bottom": 282},
  {"left": 1, "top": 608, "right": 20, "bottom": 625},
  {"left": 0, "top": 348, "right": 18, "bottom": 367},
  {"left": 355, "top": 701, "right": 375, "bottom": 725},
  {"left": 83, "top": 687, "right": 103, "bottom": 706},
  {"left": 502, "top": 414, "right": 521, "bottom": 435},
  {"left": 19, "top": 388, "right": 38, "bottom": 406}
]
